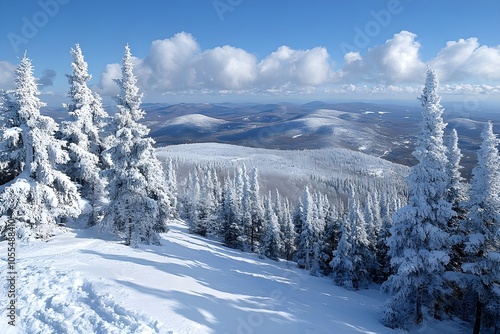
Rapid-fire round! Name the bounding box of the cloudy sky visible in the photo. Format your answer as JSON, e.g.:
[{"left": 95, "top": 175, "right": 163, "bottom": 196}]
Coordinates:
[{"left": 0, "top": 0, "right": 499, "bottom": 105}]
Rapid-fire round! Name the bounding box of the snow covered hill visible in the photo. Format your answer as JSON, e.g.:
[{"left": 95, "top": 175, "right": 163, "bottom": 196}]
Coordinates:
[
  {"left": 1, "top": 221, "right": 469, "bottom": 334},
  {"left": 156, "top": 142, "right": 409, "bottom": 203}
]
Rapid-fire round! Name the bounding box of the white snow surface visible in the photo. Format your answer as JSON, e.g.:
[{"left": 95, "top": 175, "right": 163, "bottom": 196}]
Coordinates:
[
  {"left": 164, "top": 114, "right": 228, "bottom": 129},
  {"left": 1, "top": 221, "right": 470, "bottom": 334}
]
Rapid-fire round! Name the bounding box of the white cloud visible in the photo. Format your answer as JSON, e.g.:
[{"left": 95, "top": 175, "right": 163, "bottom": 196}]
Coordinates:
[
  {"left": 91, "top": 31, "right": 500, "bottom": 100},
  {"left": 95, "top": 63, "right": 121, "bottom": 95},
  {"left": 195, "top": 45, "right": 257, "bottom": 89},
  {"left": 258, "top": 46, "right": 333, "bottom": 87},
  {"left": 430, "top": 38, "right": 500, "bottom": 82},
  {"left": 141, "top": 32, "right": 199, "bottom": 90},
  {"left": 0, "top": 61, "right": 16, "bottom": 89},
  {"left": 339, "top": 31, "right": 426, "bottom": 84}
]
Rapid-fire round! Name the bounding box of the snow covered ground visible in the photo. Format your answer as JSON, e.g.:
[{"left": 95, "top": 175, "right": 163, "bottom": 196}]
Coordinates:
[{"left": 1, "top": 221, "right": 470, "bottom": 333}]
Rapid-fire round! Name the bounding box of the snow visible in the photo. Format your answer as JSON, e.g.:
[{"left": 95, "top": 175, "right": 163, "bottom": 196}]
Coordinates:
[
  {"left": 1, "top": 221, "right": 399, "bottom": 334},
  {"left": 164, "top": 114, "right": 227, "bottom": 130},
  {"left": 156, "top": 142, "right": 408, "bottom": 181}
]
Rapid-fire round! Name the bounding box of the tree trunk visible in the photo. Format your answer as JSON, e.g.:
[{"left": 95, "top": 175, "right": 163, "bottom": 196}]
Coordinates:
[
  {"left": 416, "top": 300, "right": 423, "bottom": 324},
  {"left": 473, "top": 299, "right": 482, "bottom": 334}
]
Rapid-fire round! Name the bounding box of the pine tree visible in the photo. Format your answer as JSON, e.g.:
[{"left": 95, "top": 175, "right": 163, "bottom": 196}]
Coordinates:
[
  {"left": 0, "top": 55, "right": 81, "bottom": 239},
  {"left": 376, "top": 192, "right": 393, "bottom": 283},
  {"left": 222, "top": 178, "right": 242, "bottom": 249},
  {"left": 446, "top": 129, "right": 468, "bottom": 209},
  {"left": 60, "top": 44, "right": 109, "bottom": 226},
  {"left": 247, "top": 166, "right": 264, "bottom": 252},
  {"left": 382, "top": 69, "right": 454, "bottom": 329},
  {"left": 310, "top": 192, "right": 326, "bottom": 276},
  {"left": 330, "top": 214, "right": 354, "bottom": 290},
  {"left": 462, "top": 122, "right": 500, "bottom": 334},
  {"left": 321, "top": 204, "right": 340, "bottom": 276},
  {"left": 281, "top": 198, "right": 297, "bottom": 261},
  {"left": 262, "top": 191, "right": 283, "bottom": 261},
  {"left": 0, "top": 90, "right": 19, "bottom": 185},
  {"left": 296, "top": 187, "right": 314, "bottom": 270},
  {"left": 349, "top": 192, "right": 372, "bottom": 289},
  {"left": 445, "top": 129, "right": 468, "bottom": 273},
  {"left": 164, "top": 158, "right": 178, "bottom": 218},
  {"left": 102, "top": 45, "right": 170, "bottom": 247}
]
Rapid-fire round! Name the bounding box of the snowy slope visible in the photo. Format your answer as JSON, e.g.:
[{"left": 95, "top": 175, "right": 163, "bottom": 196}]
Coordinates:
[
  {"left": 164, "top": 114, "right": 228, "bottom": 130},
  {"left": 1, "top": 221, "right": 471, "bottom": 333},
  {"left": 0, "top": 221, "right": 394, "bottom": 334}
]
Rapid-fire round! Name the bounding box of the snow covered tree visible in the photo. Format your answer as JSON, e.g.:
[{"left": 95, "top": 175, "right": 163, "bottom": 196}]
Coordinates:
[
  {"left": 247, "top": 166, "right": 264, "bottom": 252},
  {"left": 331, "top": 191, "right": 371, "bottom": 289},
  {"left": 102, "top": 45, "right": 170, "bottom": 247},
  {"left": 321, "top": 204, "right": 340, "bottom": 276},
  {"left": 446, "top": 129, "right": 468, "bottom": 209},
  {"left": 330, "top": 214, "right": 354, "bottom": 289},
  {"left": 0, "top": 90, "right": 19, "bottom": 185},
  {"left": 445, "top": 129, "right": 468, "bottom": 273},
  {"left": 186, "top": 168, "right": 205, "bottom": 236},
  {"left": 0, "top": 55, "right": 81, "bottom": 239},
  {"left": 382, "top": 69, "right": 454, "bottom": 329},
  {"left": 222, "top": 177, "right": 242, "bottom": 249},
  {"left": 281, "top": 198, "right": 297, "bottom": 261},
  {"left": 376, "top": 192, "right": 394, "bottom": 283},
  {"left": 262, "top": 191, "right": 283, "bottom": 260},
  {"left": 164, "top": 158, "right": 178, "bottom": 218},
  {"left": 462, "top": 122, "right": 500, "bottom": 334},
  {"left": 296, "top": 187, "right": 315, "bottom": 270},
  {"left": 60, "top": 44, "right": 109, "bottom": 226}
]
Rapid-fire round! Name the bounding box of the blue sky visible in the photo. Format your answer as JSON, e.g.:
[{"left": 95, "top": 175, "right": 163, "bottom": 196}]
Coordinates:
[{"left": 1, "top": 0, "right": 499, "bottom": 105}]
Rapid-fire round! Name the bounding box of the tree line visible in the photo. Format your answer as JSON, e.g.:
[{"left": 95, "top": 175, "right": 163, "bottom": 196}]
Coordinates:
[{"left": 0, "top": 45, "right": 176, "bottom": 247}]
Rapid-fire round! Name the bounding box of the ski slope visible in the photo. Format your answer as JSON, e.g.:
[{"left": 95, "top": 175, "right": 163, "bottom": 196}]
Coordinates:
[{"left": 1, "top": 221, "right": 469, "bottom": 333}]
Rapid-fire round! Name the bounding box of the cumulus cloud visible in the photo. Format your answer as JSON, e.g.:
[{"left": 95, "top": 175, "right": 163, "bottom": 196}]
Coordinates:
[
  {"left": 96, "top": 63, "right": 121, "bottom": 95},
  {"left": 338, "top": 31, "right": 426, "bottom": 84},
  {"left": 429, "top": 38, "right": 500, "bottom": 82},
  {"left": 0, "top": 61, "right": 16, "bottom": 89},
  {"left": 258, "top": 46, "right": 333, "bottom": 87},
  {"left": 38, "top": 68, "right": 57, "bottom": 89},
  {"left": 195, "top": 45, "right": 257, "bottom": 89},
  {"left": 96, "top": 32, "right": 334, "bottom": 95},
  {"left": 92, "top": 30, "right": 500, "bottom": 99}
]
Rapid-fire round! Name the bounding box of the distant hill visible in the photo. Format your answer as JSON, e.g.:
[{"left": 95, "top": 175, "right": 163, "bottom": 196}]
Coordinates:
[{"left": 42, "top": 101, "right": 500, "bottom": 179}]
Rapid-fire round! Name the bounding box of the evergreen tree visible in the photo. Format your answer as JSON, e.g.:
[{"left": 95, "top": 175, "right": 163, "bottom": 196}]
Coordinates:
[
  {"left": 382, "top": 69, "right": 454, "bottom": 329},
  {"left": 262, "top": 191, "right": 283, "bottom": 260},
  {"left": 281, "top": 198, "right": 297, "bottom": 261},
  {"left": 102, "top": 45, "right": 170, "bottom": 247},
  {"left": 321, "top": 204, "right": 340, "bottom": 276},
  {"left": 247, "top": 166, "right": 264, "bottom": 252},
  {"left": 446, "top": 129, "right": 468, "bottom": 209},
  {"left": 330, "top": 214, "right": 354, "bottom": 290},
  {"left": 0, "top": 90, "right": 19, "bottom": 185},
  {"left": 462, "top": 122, "right": 500, "bottom": 334},
  {"left": 222, "top": 178, "right": 242, "bottom": 249},
  {"left": 376, "top": 192, "right": 393, "bottom": 283},
  {"left": 0, "top": 55, "right": 81, "bottom": 239},
  {"left": 445, "top": 129, "right": 468, "bottom": 272},
  {"left": 296, "top": 187, "right": 314, "bottom": 270},
  {"left": 60, "top": 44, "right": 109, "bottom": 226},
  {"left": 349, "top": 192, "right": 372, "bottom": 289},
  {"left": 164, "top": 158, "right": 178, "bottom": 218}
]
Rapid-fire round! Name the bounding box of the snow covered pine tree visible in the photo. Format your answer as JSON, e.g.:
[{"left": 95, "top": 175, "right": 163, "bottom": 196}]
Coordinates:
[
  {"left": 381, "top": 69, "right": 454, "bottom": 329},
  {"left": 463, "top": 121, "right": 500, "bottom": 334},
  {"left": 60, "top": 44, "right": 109, "bottom": 226},
  {"left": 0, "top": 55, "right": 81, "bottom": 239},
  {"left": 102, "top": 45, "right": 171, "bottom": 247}
]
